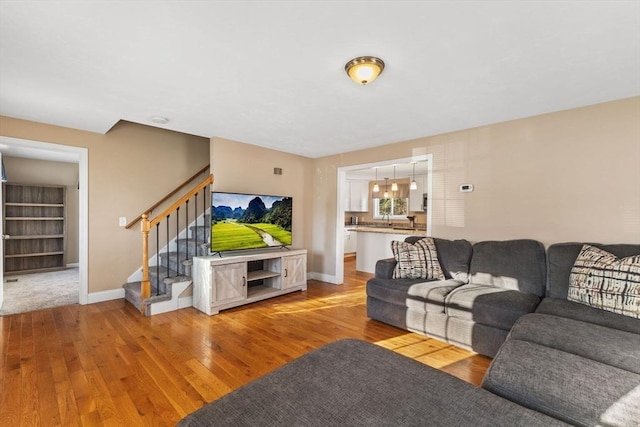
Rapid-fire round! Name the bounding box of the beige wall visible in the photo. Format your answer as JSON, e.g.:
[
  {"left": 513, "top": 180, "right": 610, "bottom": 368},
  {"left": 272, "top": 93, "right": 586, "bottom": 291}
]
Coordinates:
[
  {"left": 312, "top": 97, "right": 640, "bottom": 278},
  {"left": 0, "top": 117, "right": 210, "bottom": 293},
  {"left": 3, "top": 157, "right": 80, "bottom": 264},
  {"left": 210, "top": 137, "right": 314, "bottom": 252},
  {"left": 1, "top": 97, "right": 638, "bottom": 293}
]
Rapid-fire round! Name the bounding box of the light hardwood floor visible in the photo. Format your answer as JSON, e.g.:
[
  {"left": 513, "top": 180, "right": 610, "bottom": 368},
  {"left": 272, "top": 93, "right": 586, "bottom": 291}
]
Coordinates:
[{"left": 0, "top": 258, "right": 490, "bottom": 426}]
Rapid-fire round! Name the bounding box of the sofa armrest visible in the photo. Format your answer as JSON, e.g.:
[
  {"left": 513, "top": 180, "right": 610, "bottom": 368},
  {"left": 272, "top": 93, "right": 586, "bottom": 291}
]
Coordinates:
[{"left": 375, "top": 258, "right": 397, "bottom": 279}]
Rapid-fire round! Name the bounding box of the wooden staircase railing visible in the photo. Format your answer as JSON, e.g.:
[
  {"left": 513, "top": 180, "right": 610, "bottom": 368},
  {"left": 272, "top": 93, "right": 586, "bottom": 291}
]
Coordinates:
[
  {"left": 126, "top": 164, "right": 210, "bottom": 229},
  {"left": 138, "top": 173, "right": 214, "bottom": 313}
]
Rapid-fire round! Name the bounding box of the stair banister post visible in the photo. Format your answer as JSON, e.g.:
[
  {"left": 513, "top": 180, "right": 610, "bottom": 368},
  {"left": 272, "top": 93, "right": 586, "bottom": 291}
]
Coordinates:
[{"left": 141, "top": 213, "right": 151, "bottom": 312}]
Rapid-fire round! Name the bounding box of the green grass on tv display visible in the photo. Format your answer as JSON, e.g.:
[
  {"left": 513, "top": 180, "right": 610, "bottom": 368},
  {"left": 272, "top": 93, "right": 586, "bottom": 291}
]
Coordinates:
[{"left": 211, "top": 192, "right": 293, "bottom": 253}]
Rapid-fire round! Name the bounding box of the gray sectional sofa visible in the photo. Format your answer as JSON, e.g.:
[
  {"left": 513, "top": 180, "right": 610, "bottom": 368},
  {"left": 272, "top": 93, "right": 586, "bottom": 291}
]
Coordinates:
[
  {"left": 179, "top": 240, "right": 639, "bottom": 426},
  {"left": 367, "top": 237, "right": 547, "bottom": 357}
]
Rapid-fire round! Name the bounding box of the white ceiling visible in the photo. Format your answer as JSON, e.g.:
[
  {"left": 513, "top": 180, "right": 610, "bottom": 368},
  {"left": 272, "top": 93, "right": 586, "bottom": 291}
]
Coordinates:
[{"left": 1, "top": 1, "right": 638, "bottom": 159}]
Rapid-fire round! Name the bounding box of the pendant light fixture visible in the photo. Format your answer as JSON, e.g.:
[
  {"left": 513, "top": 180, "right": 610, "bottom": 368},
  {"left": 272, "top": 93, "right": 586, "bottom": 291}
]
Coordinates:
[
  {"left": 383, "top": 178, "right": 390, "bottom": 199},
  {"left": 410, "top": 162, "right": 418, "bottom": 190},
  {"left": 391, "top": 166, "right": 398, "bottom": 192},
  {"left": 372, "top": 167, "right": 379, "bottom": 192},
  {"left": 345, "top": 56, "right": 385, "bottom": 85}
]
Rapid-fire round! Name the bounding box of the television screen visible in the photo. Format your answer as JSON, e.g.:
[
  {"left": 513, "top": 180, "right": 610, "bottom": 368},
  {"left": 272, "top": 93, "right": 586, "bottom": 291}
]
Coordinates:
[{"left": 211, "top": 192, "right": 293, "bottom": 253}]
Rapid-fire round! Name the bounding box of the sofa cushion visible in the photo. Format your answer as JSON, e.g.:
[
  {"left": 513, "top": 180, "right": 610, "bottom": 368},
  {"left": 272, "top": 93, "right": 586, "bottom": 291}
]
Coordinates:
[
  {"left": 402, "top": 236, "right": 473, "bottom": 282},
  {"left": 367, "top": 277, "right": 432, "bottom": 307},
  {"left": 445, "top": 284, "right": 541, "bottom": 330},
  {"left": 469, "top": 239, "right": 546, "bottom": 297},
  {"left": 434, "top": 237, "right": 473, "bottom": 282},
  {"left": 391, "top": 237, "right": 445, "bottom": 280},
  {"left": 178, "top": 339, "right": 568, "bottom": 427},
  {"left": 482, "top": 339, "right": 640, "bottom": 427},
  {"left": 509, "top": 313, "right": 640, "bottom": 374},
  {"left": 568, "top": 244, "right": 640, "bottom": 318},
  {"left": 536, "top": 297, "right": 640, "bottom": 335},
  {"left": 406, "top": 279, "right": 464, "bottom": 313},
  {"left": 367, "top": 296, "right": 407, "bottom": 330},
  {"left": 547, "top": 242, "right": 640, "bottom": 299}
]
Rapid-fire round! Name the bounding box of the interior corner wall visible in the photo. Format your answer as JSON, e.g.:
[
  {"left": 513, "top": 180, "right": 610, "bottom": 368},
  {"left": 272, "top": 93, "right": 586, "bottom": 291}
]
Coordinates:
[
  {"left": 209, "top": 137, "right": 314, "bottom": 255},
  {"left": 311, "top": 96, "right": 640, "bottom": 279},
  {"left": 0, "top": 116, "right": 210, "bottom": 294},
  {"left": 3, "top": 157, "right": 80, "bottom": 264}
]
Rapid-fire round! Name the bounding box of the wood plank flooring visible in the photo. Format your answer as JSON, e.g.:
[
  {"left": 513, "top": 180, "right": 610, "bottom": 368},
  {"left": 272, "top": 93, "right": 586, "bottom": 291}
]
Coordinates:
[{"left": 0, "top": 258, "right": 491, "bottom": 426}]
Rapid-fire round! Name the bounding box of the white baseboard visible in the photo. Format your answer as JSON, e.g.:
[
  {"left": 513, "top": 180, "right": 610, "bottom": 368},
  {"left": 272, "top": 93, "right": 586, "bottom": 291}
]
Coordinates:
[
  {"left": 87, "top": 288, "right": 125, "bottom": 304},
  {"left": 66, "top": 262, "right": 80, "bottom": 268},
  {"left": 178, "top": 296, "right": 193, "bottom": 309},
  {"left": 307, "top": 272, "right": 341, "bottom": 285}
]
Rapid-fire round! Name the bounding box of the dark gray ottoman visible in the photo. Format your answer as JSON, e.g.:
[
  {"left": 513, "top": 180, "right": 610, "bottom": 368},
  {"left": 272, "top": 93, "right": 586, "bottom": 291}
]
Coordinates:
[{"left": 178, "top": 339, "right": 567, "bottom": 426}]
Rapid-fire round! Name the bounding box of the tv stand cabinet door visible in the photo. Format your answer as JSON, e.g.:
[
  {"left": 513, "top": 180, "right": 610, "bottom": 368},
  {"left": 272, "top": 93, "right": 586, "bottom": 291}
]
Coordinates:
[
  {"left": 212, "top": 262, "right": 247, "bottom": 307},
  {"left": 282, "top": 254, "right": 307, "bottom": 289}
]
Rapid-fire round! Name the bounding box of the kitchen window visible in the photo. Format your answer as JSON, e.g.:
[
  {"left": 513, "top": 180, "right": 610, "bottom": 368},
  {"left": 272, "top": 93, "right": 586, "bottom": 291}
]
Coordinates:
[{"left": 373, "top": 197, "right": 409, "bottom": 219}]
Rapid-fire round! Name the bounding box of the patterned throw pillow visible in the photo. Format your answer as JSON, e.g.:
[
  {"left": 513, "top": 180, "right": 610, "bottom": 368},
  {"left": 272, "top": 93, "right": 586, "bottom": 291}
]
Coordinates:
[
  {"left": 568, "top": 244, "right": 640, "bottom": 318},
  {"left": 391, "top": 238, "right": 445, "bottom": 280}
]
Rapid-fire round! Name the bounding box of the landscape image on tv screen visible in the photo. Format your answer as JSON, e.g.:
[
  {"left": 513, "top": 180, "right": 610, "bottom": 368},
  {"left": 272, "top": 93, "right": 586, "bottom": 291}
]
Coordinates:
[{"left": 211, "top": 192, "right": 293, "bottom": 253}]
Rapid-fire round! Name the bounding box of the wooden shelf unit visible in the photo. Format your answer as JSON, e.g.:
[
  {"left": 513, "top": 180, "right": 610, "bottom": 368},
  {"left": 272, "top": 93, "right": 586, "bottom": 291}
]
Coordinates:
[{"left": 3, "top": 183, "right": 67, "bottom": 274}]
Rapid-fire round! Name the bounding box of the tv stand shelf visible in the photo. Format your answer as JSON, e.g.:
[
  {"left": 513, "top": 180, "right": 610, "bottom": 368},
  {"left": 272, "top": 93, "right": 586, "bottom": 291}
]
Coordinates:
[
  {"left": 192, "top": 248, "right": 307, "bottom": 315},
  {"left": 248, "top": 270, "right": 281, "bottom": 281}
]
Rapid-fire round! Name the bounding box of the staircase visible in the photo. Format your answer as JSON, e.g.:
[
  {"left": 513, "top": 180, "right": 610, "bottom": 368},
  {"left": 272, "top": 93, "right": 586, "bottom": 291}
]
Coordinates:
[
  {"left": 121, "top": 171, "right": 213, "bottom": 316},
  {"left": 124, "top": 214, "right": 210, "bottom": 315}
]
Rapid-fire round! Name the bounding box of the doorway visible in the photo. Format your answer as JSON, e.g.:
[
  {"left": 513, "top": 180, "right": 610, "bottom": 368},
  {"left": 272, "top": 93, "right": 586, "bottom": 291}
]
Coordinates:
[
  {"left": 0, "top": 136, "right": 88, "bottom": 312},
  {"left": 335, "top": 154, "right": 433, "bottom": 284}
]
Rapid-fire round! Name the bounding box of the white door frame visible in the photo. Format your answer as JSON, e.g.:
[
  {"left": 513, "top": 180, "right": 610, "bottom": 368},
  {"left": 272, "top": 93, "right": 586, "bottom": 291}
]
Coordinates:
[
  {"left": 335, "top": 154, "right": 433, "bottom": 285},
  {"left": 0, "top": 137, "right": 89, "bottom": 305}
]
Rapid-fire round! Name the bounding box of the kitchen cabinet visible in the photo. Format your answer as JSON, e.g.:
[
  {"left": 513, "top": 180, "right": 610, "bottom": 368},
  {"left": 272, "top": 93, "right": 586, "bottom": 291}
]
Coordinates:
[
  {"left": 346, "top": 180, "right": 369, "bottom": 212},
  {"left": 343, "top": 229, "right": 357, "bottom": 254}
]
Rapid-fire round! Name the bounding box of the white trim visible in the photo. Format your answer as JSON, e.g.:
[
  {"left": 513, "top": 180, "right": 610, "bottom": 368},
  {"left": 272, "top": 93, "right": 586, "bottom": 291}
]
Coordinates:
[
  {"left": 147, "top": 280, "right": 193, "bottom": 315},
  {"left": 336, "top": 154, "right": 433, "bottom": 284},
  {"left": 66, "top": 262, "right": 80, "bottom": 268},
  {"left": 178, "top": 296, "right": 193, "bottom": 309},
  {"left": 87, "top": 288, "right": 125, "bottom": 304},
  {"left": 308, "top": 271, "right": 340, "bottom": 284},
  {"left": 0, "top": 137, "right": 89, "bottom": 306}
]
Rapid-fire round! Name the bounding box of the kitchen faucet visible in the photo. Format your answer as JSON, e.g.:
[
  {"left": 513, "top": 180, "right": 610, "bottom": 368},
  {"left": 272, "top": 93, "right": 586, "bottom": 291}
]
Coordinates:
[{"left": 382, "top": 213, "right": 391, "bottom": 226}]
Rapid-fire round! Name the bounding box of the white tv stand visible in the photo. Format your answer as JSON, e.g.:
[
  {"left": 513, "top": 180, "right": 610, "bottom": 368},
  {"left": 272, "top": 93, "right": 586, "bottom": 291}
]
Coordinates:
[{"left": 192, "top": 248, "right": 307, "bottom": 315}]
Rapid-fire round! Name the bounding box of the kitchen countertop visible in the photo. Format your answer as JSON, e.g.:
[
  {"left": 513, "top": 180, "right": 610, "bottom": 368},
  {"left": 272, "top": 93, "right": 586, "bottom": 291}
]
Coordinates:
[{"left": 346, "top": 226, "right": 426, "bottom": 236}]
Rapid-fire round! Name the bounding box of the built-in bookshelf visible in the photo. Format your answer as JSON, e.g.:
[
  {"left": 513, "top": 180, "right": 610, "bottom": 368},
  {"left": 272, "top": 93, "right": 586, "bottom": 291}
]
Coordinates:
[{"left": 3, "top": 183, "right": 67, "bottom": 274}]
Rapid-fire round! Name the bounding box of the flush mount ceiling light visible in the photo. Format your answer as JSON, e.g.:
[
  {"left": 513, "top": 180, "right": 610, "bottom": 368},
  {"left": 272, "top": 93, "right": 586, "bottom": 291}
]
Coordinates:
[{"left": 345, "top": 56, "right": 385, "bottom": 85}]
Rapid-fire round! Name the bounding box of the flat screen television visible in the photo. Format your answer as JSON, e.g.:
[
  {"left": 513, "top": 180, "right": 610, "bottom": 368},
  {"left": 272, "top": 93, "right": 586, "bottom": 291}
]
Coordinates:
[{"left": 211, "top": 191, "right": 293, "bottom": 253}]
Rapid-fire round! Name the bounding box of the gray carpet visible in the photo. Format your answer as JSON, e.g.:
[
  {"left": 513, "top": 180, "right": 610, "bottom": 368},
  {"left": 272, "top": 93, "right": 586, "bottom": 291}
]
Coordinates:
[{"left": 0, "top": 268, "right": 79, "bottom": 315}]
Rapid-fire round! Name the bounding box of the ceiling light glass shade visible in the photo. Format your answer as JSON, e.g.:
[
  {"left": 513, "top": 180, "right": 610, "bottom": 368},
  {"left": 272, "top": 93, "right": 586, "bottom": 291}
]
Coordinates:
[
  {"left": 345, "top": 56, "right": 385, "bottom": 85},
  {"left": 372, "top": 167, "right": 379, "bottom": 192},
  {"left": 390, "top": 165, "right": 397, "bottom": 191},
  {"left": 410, "top": 162, "right": 417, "bottom": 190},
  {"left": 383, "top": 190, "right": 389, "bottom": 198}
]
